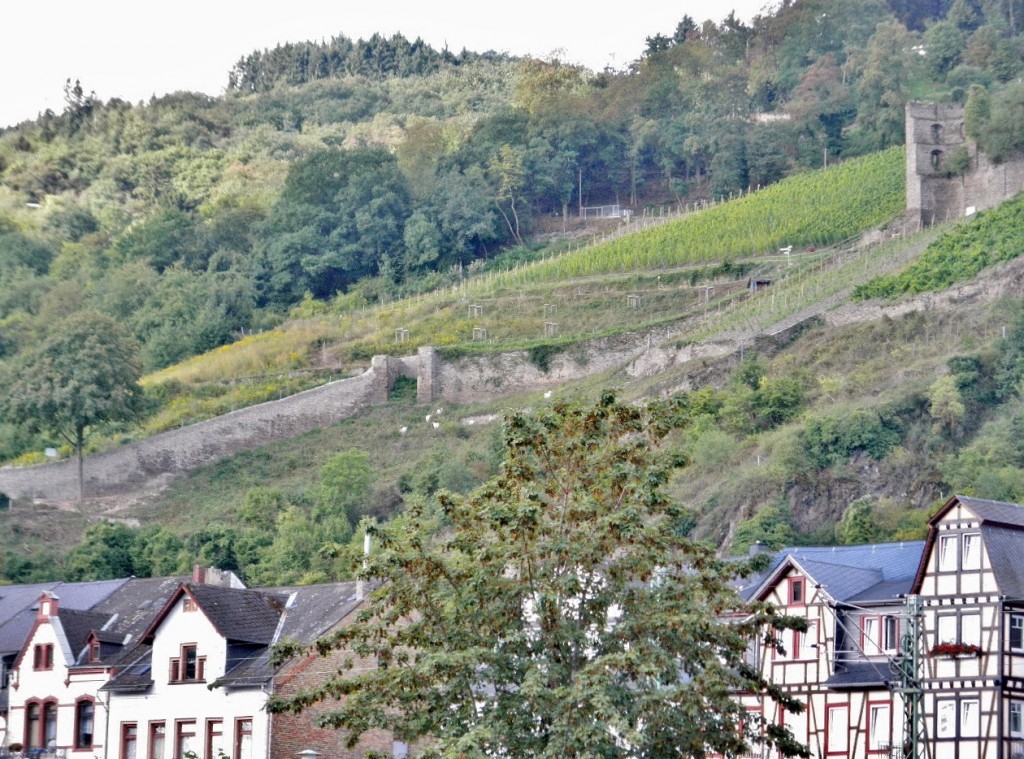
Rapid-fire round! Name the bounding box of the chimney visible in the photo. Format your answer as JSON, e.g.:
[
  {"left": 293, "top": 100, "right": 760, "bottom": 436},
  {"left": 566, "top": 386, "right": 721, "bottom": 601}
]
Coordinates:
[
  {"left": 37, "top": 591, "right": 59, "bottom": 619},
  {"left": 749, "top": 540, "right": 768, "bottom": 558},
  {"left": 192, "top": 565, "right": 207, "bottom": 584}
]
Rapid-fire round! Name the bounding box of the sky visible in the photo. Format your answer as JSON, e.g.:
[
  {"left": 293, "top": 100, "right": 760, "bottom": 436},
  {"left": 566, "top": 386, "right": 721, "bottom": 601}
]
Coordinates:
[{"left": 1, "top": 0, "right": 776, "bottom": 129}]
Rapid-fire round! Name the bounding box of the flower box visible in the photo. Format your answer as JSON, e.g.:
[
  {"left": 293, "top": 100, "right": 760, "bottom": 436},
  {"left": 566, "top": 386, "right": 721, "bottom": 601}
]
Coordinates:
[{"left": 928, "top": 642, "right": 982, "bottom": 658}]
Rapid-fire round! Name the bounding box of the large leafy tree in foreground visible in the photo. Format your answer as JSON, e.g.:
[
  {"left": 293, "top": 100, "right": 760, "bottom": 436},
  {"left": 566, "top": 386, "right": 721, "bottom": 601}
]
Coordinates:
[
  {"left": 270, "top": 393, "right": 808, "bottom": 758},
  {"left": 0, "top": 311, "right": 143, "bottom": 501}
]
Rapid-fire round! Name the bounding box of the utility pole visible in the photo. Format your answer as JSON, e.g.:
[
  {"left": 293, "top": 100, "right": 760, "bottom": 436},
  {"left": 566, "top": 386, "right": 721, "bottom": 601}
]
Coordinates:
[{"left": 891, "top": 595, "right": 926, "bottom": 759}]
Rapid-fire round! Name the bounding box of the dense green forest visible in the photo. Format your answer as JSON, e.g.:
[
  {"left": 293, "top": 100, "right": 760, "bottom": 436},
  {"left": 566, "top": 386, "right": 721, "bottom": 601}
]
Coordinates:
[{"left": 4, "top": 0, "right": 1024, "bottom": 583}]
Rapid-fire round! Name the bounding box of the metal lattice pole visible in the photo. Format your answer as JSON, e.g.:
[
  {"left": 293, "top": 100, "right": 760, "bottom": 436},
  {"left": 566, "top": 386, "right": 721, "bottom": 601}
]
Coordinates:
[{"left": 891, "top": 594, "right": 926, "bottom": 759}]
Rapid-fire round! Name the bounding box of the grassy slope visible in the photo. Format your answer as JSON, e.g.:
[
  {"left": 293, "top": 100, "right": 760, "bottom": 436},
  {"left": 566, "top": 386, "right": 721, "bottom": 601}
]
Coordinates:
[{"left": 17, "top": 145, "right": 1024, "bottom": 572}]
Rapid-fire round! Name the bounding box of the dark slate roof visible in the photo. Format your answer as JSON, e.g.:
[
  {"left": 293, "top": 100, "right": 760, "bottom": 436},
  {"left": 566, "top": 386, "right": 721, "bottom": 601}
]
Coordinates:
[
  {"left": 741, "top": 542, "right": 925, "bottom": 603},
  {"left": 91, "top": 576, "right": 187, "bottom": 641},
  {"left": 0, "top": 579, "right": 129, "bottom": 656},
  {"left": 58, "top": 609, "right": 112, "bottom": 660},
  {"left": 825, "top": 661, "right": 895, "bottom": 689},
  {"left": 955, "top": 496, "right": 1024, "bottom": 528},
  {"left": 187, "top": 584, "right": 286, "bottom": 645},
  {"left": 100, "top": 645, "right": 154, "bottom": 693},
  {"left": 981, "top": 525, "right": 1024, "bottom": 599},
  {"left": 214, "top": 582, "right": 363, "bottom": 690},
  {"left": 276, "top": 582, "right": 363, "bottom": 642}
]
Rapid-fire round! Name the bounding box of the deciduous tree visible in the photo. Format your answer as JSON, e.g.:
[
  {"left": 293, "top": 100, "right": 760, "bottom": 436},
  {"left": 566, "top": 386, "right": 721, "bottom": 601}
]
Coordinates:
[
  {"left": 269, "top": 394, "right": 807, "bottom": 759},
  {"left": 0, "top": 311, "right": 143, "bottom": 501}
]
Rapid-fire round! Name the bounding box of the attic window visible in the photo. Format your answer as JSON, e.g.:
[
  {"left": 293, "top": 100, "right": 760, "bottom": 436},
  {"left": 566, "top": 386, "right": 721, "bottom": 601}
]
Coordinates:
[
  {"left": 32, "top": 643, "right": 54, "bottom": 671},
  {"left": 169, "top": 644, "right": 205, "bottom": 683},
  {"left": 88, "top": 639, "right": 101, "bottom": 663},
  {"left": 788, "top": 577, "right": 805, "bottom": 606},
  {"left": 183, "top": 597, "right": 198, "bottom": 613}
]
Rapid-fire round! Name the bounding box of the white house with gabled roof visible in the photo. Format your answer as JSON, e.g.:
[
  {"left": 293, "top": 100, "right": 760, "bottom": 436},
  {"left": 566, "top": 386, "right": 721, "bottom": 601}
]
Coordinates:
[{"left": 103, "top": 583, "right": 284, "bottom": 759}]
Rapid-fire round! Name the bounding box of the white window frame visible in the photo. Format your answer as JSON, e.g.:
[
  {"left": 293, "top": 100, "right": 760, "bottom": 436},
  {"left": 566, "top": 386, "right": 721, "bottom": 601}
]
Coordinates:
[
  {"left": 883, "top": 615, "right": 899, "bottom": 653},
  {"left": 826, "top": 705, "right": 849, "bottom": 754},
  {"left": 937, "top": 614, "right": 958, "bottom": 646},
  {"left": 800, "top": 620, "right": 818, "bottom": 659},
  {"left": 938, "top": 534, "right": 958, "bottom": 571},
  {"left": 936, "top": 700, "right": 956, "bottom": 738},
  {"left": 962, "top": 533, "right": 982, "bottom": 570},
  {"left": 961, "top": 612, "right": 981, "bottom": 647},
  {"left": 863, "top": 616, "right": 881, "bottom": 654},
  {"left": 1011, "top": 614, "right": 1024, "bottom": 651},
  {"left": 868, "top": 703, "right": 891, "bottom": 752},
  {"left": 1010, "top": 700, "right": 1024, "bottom": 738},
  {"left": 961, "top": 699, "right": 980, "bottom": 738}
]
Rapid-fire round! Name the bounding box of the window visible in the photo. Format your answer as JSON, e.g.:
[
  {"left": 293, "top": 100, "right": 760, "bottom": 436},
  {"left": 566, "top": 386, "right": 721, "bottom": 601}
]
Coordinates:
[
  {"left": 931, "top": 123, "right": 943, "bottom": 142},
  {"left": 24, "top": 698, "right": 57, "bottom": 749},
  {"left": 961, "top": 699, "right": 980, "bottom": 737},
  {"left": 788, "top": 577, "right": 805, "bottom": 606},
  {"left": 962, "top": 533, "right": 982, "bottom": 570},
  {"left": 1011, "top": 701, "right": 1024, "bottom": 738},
  {"left": 883, "top": 616, "right": 899, "bottom": 652},
  {"left": 937, "top": 700, "right": 955, "bottom": 738},
  {"left": 962, "top": 613, "right": 981, "bottom": 647},
  {"left": 1012, "top": 615, "right": 1024, "bottom": 651},
  {"left": 43, "top": 700, "right": 57, "bottom": 747},
  {"left": 800, "top": 620, "right": 818, "bottom": 659},
  {"left": 868, "top": 703, "right": 891, "bottom": 752},
  {"left": 931, "top": 149, "right": 944, "bottom": 171},
  {"left": 863, "top": 616, "right": 880, "bottom": 654},
  {"left": 32, "top": 643, "right": 54, "bottom": 670},
  {"left": 938, "top": 534, "right": 958, "bottom": 571},
  {"left": 234, "top": 718, "right": 253, "bottom": 759},
  {"left": 149, "top": 722, "right": 166, "bottom": 759},
  {"left": 25, "top": 702, "right": 40, "bottom": 749},
  {"left": 175, "top": 720, "right": 197, "bottom": 759},
  {"left": 826, "top": 705, "right": 848, "bottom": 754},
  {"left": 169, "top": 644, "right": 205, "bottom": 683},
  {"left": 75, "top": 699, "right": 96, "bottom": 749},
  {"left": 936, "top": 612, "right": 980, "bottom": 647},
  {"left": 88, "top": 638, "right": 101, "bottom": 663},
  {"left": 122, "top": 723, "right": 139, "bottom": 759},
  {"left": 183, "top": 597, "right": 197, "bottom": 613},
  {"left": 206, "top": 720, "right": 224, "bottom": 759},
  {"left": 936, "top": 697, "right": 980, "bottom": 739}
]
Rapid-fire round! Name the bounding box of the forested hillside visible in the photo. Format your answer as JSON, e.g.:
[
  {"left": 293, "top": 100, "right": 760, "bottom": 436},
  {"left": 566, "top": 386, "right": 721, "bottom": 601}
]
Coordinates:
[{"left": 3, "top": 0, "right": 1024, "bottom": 583}]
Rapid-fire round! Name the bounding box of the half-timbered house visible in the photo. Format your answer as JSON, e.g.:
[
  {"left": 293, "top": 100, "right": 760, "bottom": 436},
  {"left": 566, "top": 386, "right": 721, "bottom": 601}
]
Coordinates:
[
  {"left": 910, "top": 495, "right": 1024, "bottom": 759},
  {"left": 738, "top": 542, "right": 923, "bottom": 758}
]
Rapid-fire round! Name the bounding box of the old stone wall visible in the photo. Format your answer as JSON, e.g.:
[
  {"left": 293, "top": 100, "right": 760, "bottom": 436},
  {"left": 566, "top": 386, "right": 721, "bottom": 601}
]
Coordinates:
[{"left": 0, "top": 369, "right": 380, "bottom": 504}]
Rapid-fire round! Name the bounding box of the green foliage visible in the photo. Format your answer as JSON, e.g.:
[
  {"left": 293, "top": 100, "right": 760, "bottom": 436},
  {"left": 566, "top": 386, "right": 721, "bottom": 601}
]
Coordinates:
[
  {"left": 268, "top": 394, "right": 808, "bottom": 758},
  {"left": 64, "top": 522, "right": 139, "bottom": 580},
  {"left": 731, "top": 503, "right": 797, "bottom": 555},
  {"left": 800, "top": 409, "right": 902, "bottom": 468},
  {"left": 854, "top": 192, "right": 1024, "bottom": 299},
  {"left": 723, "top": 374, "right": 806, "bottom": 435},
  {"left": 836, "top": 497, "right": 884, "bottom": 544},
  {"left": 317, "top": 448, "right": 375, "bottom": 526}
]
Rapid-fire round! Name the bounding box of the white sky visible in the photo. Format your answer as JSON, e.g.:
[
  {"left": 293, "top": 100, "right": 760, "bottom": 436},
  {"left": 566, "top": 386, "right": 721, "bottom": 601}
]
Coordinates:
[{"left": 1, "top": 0, "right": 776, "bottom": 129}]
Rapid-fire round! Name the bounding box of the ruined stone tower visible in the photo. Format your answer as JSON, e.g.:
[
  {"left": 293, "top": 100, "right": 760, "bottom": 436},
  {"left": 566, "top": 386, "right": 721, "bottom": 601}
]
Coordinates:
[{"left": 906, "top": 101, "right": 1024, "bottom": 225}]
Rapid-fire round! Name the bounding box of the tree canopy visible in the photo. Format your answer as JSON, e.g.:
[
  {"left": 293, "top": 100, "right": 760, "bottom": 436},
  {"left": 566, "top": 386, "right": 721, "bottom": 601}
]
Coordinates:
[
  {"left": 269, "top": 394, "right": 807, "bottom": 758},
  {"left": 0, "top": 311, "right": 143, "bottom": 500}
]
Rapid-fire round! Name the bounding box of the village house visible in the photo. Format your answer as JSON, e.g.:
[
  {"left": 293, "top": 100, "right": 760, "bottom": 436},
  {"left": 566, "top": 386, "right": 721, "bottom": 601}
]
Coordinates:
[
  {"left": 0, "top": 567, "right": 396, "bottom": 759},
  {"left": 736, "top": 495, "right": 1024, "bottom": 759}
]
